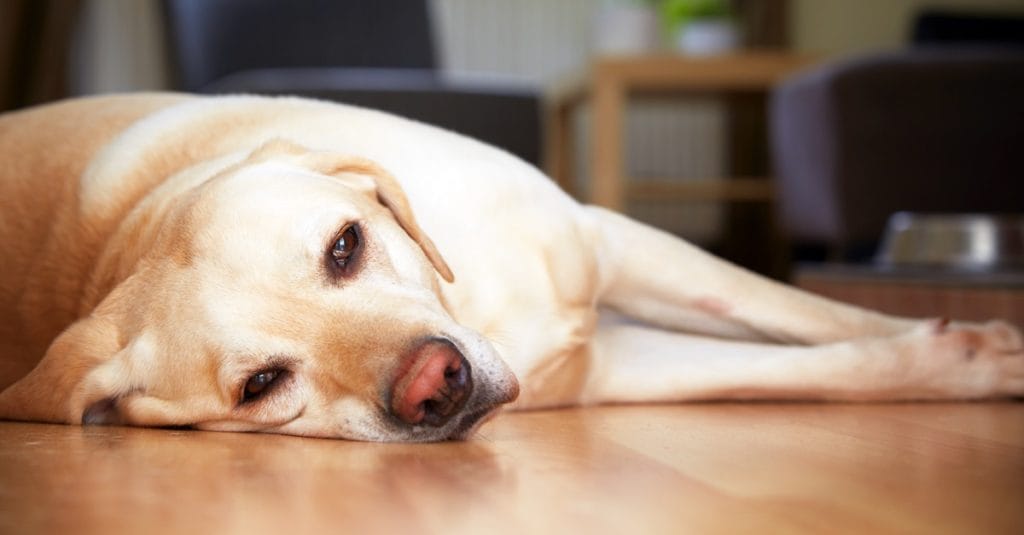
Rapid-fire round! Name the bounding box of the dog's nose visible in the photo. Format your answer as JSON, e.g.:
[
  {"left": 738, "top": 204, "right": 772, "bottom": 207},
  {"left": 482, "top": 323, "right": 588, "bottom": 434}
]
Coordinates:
[{"left": 391, "top": 339, "right": 472, "bottom": 426}]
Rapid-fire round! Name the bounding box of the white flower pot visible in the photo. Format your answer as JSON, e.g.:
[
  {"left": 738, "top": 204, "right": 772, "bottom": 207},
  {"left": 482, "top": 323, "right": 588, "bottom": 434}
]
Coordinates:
[
  {"left": 677, "top": 20, "right": 740, "bottom": 55},
  {"left": 594, "top": 4, "right": 660, "bottom": 55}
]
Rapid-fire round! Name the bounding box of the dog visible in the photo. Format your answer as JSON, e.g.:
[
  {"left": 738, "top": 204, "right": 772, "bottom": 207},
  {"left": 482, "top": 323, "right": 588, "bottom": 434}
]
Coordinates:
[{"left": 0, "top": 94, "right": 1020, "bottom": 442}]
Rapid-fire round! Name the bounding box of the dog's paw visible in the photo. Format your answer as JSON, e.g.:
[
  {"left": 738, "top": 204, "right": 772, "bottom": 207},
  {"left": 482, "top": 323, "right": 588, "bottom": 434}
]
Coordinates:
[{"left": 905, "top": 319, "right": 1024, "bottom": 399}]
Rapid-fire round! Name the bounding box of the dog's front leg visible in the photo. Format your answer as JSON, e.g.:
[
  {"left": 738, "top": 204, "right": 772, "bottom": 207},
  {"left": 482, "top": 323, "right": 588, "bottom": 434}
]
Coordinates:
[
  {"left": 585, "top": 206, "right": 918, "bottom": 344},
  {"left": 577, "top": 318, "right": 1024, "bottom": 404}
]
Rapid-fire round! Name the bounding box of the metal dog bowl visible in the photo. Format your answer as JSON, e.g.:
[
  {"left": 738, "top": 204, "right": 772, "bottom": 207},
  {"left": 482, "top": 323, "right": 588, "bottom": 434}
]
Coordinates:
[{"left": 876, "top": 213, "right": 1024, "bottom": 271}]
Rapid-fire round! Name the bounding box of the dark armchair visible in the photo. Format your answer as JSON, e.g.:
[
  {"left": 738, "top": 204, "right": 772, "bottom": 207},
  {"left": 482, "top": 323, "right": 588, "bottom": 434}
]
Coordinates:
[
  {"left": 163, "top": 0, "right": 542, "bottom": 166},
  {"left": 770, "top": 47, "right": 1024, "bottom": 259}
]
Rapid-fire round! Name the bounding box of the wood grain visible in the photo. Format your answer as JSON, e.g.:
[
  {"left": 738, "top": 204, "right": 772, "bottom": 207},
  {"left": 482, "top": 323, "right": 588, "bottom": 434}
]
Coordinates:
[{"left": 1, "top": 403, "right": 1022, "bottom": 534}]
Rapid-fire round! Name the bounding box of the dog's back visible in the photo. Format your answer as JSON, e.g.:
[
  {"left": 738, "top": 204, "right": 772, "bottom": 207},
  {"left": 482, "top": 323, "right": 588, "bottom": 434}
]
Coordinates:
[{"left": 0, "top": 94, "right": 188, "bottom": 387}]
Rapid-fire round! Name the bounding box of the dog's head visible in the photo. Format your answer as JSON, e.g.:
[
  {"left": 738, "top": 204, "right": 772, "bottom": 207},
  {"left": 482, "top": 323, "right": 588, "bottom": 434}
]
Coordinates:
[{"left": 1, "top": 140, "right": 519, "bottom": 441}]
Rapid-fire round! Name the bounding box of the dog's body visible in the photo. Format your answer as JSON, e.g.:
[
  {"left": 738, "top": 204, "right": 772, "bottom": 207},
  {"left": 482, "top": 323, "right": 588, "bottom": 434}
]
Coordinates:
[{"left": 0, "top": 94, "right": 1021, "bottom": 441}]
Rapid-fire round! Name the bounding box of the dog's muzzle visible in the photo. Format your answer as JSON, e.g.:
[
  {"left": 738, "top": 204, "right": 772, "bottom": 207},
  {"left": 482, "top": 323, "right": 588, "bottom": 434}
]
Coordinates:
[{"left": 390, "top": 339, "right": 473, "bottom": 427}]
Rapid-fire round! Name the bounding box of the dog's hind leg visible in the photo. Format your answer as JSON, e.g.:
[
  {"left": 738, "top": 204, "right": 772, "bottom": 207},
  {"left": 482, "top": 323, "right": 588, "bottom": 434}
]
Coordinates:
[
  {"left": 584, "top": 206, "right": 917, "bottom": 344},
  {"left": 576, "top": 318, "right": 1024, "bottom": 404}
]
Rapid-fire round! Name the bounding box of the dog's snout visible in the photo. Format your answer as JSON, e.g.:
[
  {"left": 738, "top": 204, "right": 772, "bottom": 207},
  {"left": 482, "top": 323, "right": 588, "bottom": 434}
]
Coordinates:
[{"left": 391, "top": 339, "right": 472, "bottom": 427}]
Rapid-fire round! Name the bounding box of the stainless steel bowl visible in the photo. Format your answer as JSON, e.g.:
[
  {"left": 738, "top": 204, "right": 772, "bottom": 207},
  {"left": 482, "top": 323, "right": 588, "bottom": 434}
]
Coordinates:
[{"left": 876, "top": 213, "right": 1024, "bottom": 271}]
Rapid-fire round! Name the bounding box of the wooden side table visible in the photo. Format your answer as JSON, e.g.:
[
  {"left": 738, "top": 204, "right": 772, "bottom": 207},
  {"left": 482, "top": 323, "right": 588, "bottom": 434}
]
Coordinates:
[{"left": 545, "top": 52, "right": 815, "bottom": 211}]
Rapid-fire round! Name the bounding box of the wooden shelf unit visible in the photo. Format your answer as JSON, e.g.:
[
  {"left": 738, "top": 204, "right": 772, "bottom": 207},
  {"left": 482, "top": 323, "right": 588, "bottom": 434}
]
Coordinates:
[{"left": 545, "top": 51, "right": 815, "bottom": 211}]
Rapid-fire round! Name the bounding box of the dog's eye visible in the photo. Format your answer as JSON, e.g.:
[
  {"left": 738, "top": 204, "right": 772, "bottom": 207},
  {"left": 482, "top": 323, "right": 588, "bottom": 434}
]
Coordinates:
[
  {"left": 241, "top": 369, "right": 284, "bottom": 403},
  {"left": 331, "top": 225, "right": 361, "bottom": 268}
]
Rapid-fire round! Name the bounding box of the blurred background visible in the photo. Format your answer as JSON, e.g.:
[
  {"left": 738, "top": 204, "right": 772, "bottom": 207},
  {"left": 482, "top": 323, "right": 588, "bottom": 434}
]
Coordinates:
[{"left": 2, "top": 0, "right": 1023, "bottom": 323}]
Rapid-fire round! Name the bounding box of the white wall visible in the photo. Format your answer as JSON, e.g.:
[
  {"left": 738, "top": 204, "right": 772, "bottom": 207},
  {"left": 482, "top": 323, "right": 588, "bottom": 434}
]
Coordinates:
[
  {"left": 70, "top": 0, "right": 169, "bottom": 95},
  {"left": 430, "top": 0, "right": 597, "bottom": 86}
]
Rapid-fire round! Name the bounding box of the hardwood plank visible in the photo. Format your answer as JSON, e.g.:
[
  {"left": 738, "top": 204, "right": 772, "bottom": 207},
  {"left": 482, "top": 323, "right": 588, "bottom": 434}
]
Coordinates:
[{"left": 1, "top": 403, "right": 1021, "bottom": 534}]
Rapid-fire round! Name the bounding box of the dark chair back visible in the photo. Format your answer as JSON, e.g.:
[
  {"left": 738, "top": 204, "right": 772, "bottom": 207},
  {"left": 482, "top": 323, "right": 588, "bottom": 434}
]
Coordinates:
[
  {"left": 913, "top": 10, "right": 1024, "bottom": 46},
  {"left": 771, "top": 48, "right": 1024, "bottom": 257},
  {"left": 164, "top": 0, "right": 436, "bottom": 91}
]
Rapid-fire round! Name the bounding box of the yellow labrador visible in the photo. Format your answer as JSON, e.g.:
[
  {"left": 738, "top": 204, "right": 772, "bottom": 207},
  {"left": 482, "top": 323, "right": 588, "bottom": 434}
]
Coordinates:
[{"left": 0, "top": 94, "right": 1021, "bottom": 441}]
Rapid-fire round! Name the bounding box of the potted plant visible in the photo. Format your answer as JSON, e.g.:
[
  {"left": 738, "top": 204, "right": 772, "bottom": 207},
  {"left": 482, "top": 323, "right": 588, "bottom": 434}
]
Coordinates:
[{"left": 660, "top": 0, "right": 740, "bottom": 55}]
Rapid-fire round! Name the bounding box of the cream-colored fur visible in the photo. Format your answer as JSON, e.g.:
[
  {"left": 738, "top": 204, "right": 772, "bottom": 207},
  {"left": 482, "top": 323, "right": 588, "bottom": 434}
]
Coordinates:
[{"left": 0, "top": 94, "right": 1020, "bottom": 442}]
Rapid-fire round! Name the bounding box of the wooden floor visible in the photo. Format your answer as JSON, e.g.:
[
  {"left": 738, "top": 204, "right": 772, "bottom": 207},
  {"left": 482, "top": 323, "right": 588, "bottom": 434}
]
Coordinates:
[{"left": 1, "top": 403, "right": 1022, "bottom": 534}]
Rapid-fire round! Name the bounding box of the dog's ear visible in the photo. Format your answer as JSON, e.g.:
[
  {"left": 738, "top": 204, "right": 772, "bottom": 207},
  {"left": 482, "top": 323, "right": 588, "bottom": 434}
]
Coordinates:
[
  {"left": 0, "top": 315, "right": 127, "bottom": 424},
  {"left": 321, "top": 156, "right": 455, "bottom": 283},
  {"left": 246, "top": 140, "right": 454, "bottom": 282}
]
